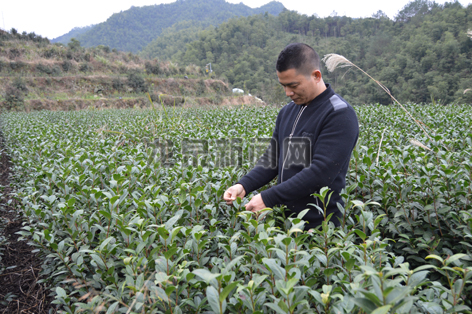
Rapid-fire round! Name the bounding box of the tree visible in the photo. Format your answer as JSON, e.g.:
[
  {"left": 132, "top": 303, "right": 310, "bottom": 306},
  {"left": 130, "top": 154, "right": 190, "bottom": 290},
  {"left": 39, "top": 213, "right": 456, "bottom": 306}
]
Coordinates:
[{"left": 68, "top": 38, "right": 81, "bottom": 51}]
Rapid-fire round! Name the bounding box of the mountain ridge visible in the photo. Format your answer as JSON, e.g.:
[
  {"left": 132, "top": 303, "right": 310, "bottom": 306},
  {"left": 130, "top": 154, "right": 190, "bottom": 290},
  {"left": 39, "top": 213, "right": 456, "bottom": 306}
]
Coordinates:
[{"left": 52, "top": 0, "right": 285, "bottom": 52}]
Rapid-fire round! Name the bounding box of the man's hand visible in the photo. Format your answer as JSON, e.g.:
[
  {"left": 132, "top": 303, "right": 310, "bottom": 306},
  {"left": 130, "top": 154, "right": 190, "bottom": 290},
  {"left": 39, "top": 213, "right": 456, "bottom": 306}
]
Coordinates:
[
  {"left": 244, "top": 194, "right": 266, "bottom": 213},
  {"left": 223, "top": 184, "right": 246, "bottom": 205}
]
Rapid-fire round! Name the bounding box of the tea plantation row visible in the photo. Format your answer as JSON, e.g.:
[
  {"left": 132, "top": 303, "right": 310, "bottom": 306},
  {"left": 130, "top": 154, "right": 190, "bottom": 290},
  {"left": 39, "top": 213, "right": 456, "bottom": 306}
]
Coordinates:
[{"left": 1, "top": 105, "right": 471, "bottom": 313}]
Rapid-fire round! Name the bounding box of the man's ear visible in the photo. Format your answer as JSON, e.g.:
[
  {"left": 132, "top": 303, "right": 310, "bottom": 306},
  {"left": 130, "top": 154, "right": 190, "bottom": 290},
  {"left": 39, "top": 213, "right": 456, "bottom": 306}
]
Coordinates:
[{"left": 312, "top": 69, "right": 322, "bottom": 82}]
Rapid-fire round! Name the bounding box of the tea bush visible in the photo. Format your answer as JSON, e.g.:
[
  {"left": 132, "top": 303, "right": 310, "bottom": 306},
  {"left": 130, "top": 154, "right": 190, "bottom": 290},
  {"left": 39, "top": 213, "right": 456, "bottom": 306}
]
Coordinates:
[{"left": 1, "top": 105, "right": 471, "bottom": 313}]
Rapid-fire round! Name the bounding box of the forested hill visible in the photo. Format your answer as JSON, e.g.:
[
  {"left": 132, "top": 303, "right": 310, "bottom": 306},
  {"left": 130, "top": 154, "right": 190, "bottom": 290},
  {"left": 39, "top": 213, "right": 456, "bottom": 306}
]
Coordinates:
[
  {"left": 146, "top": 0, "right": 472, "bottom": 105},
  {"left": 52, "top": 0, "right": 285, "bottom": 53},
  {"left": 52, "top": 25, "right": 95, "bottom": 46}
]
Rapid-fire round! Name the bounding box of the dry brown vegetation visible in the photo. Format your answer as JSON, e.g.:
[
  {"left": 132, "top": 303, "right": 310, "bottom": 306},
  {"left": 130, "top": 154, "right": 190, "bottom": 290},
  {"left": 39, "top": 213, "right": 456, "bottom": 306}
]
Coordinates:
[{"left": 0, "top": 32, "right": 264, "bottom": 111}]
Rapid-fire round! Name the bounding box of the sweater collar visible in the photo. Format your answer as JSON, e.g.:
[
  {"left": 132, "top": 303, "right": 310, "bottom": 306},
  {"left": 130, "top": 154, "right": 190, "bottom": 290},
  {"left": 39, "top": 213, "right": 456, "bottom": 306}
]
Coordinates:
[{"left": 305, "top": 84, "right": 334, "bottom": 107}]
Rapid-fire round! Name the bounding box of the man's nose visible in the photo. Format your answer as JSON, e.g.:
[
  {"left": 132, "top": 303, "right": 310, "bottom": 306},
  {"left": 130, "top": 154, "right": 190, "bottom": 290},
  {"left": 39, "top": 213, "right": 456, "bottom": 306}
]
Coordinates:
[{"left": 284, "top": 87, "right": 294, "bottom": 96}]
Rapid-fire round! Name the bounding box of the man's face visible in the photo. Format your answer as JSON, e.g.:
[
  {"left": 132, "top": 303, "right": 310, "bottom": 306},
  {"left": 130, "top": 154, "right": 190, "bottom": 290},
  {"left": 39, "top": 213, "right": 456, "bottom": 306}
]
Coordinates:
[{"left": 277, "top": 68, "right": 318, "bottom": 105}]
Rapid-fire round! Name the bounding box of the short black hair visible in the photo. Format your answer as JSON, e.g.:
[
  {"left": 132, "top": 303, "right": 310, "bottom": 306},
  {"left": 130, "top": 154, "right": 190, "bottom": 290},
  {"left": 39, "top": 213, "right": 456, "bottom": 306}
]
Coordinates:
[{"left": 276, "top": 43, "right": 320, "bottom": 76}]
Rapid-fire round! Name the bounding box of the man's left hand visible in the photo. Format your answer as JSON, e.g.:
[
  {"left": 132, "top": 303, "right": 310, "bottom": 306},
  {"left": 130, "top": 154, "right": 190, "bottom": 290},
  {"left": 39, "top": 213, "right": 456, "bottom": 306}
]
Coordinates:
[{"left": 244, "top": 194, "right": 266, "bottom": 212}]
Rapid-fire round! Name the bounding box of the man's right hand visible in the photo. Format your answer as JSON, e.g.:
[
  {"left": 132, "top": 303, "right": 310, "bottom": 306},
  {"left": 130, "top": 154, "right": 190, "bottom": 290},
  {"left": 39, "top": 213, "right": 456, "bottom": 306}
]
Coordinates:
[{"left": 223, "top": 184, "right": 246, "bottom": 205}]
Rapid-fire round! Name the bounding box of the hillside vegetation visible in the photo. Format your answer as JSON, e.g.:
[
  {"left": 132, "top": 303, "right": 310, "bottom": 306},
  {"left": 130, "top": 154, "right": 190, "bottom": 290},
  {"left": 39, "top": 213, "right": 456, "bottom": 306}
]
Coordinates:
[
  {"left": 146, "top": 0, "right": 472, "bottom": 105},
  {"left": 52, "top": 0, "right": 285, "bottom": 53},
  {"left": 0, "top": 29, "right": 257, "bottom": 111}
]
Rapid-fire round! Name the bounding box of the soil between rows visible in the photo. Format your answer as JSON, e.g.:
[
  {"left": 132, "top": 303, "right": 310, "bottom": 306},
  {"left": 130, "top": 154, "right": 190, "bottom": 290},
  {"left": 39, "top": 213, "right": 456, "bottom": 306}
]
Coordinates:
[{"left": 0, "top": 132, "right": 54, "bottom": 314}]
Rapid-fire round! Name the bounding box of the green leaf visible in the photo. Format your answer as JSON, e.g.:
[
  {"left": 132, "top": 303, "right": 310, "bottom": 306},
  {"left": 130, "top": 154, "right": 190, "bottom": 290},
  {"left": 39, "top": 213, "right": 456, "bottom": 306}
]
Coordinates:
[
  {"left": 67, "top": 198, "right": 76, "bottom": 207},
  {"left": 157, "top": 227, "right": 170, "bottom": 240},
  {"left": 354, "top": 229, "right": 366, "bottom": 241},
  {"left": 206, "top": 286, "right": 221, "bottom": 314},
  {"left": 57, "top": 240, "right": 65, "bottom": 252},
  {"left": 164, "top": 247, "right": 178, "bottom": 260},
  {"left": 99, "top": 210, "right": 112, "bottom": 220},
  {"left": 277, "top": 299, "right": 289, "bottom": 312},
  {"left": 265, "top": 303, "right": 289, "bottom": 314},
  {"left": 385, "top": 287, "right": 411, "bottom": 304},
  {"left": 445, "top": 253, "right": 467, "bottom": 265},
  {"left": 297, "top": 208, "right": 310, "bottom": 220},
  {"left": 165, "top": 286, "right": 176, "bottom": 296},
  {"left": 91, "top": 253, "right": 106, "bottom": 269},
  {"left": 262, "top": 258, "right": 286, "bottom": 280},
  {"left": 408, "top": 270, "right": 429, "bottom": 287},
  {"left": 192, "top": 269, "right": 220, "bottom": 284},
  {"left": 106, "top": 301, "right": 119, "bottom": 314},
  {"left": 371, "top": 305, "right": 392, "bottom": 314},
  {"left": 384, "top": 268, "right": 408, "bottom": 278},
  {"left": 345, "top": 258, "right": 356, "bottom": 271},
  {"left": 219, "top": 281, "right": 239, "bottom": 302},
  {"left": 56, "top": 287, "right": 66, "bottom": 298},
  {"left": 308, "top": 290, "right": 323, "bottom": 304},
  {"left": 425, "top": 254, "right": 444, "bottom": 264},
  {"left": 413, "top": 264, "right": 436, "bottom": 272},
  {"left": 222, "top": 255, "right": 244, "bottom": 275},
  {"left": 446, "top": 305, "right": 471, "bottom": 313},
  {"left": 99, "top": 237, "right": 115, "bottom": 251},
  {"left": 352, "top": 297, "right": 377, "bottom": 313},
  {"left": 110, "top": 195, "right": 120, "bottom": 206},
  {"left": 324, "top": 268, "right": 335, "bottom": 276},
  {"left": 419, "top": 302, "right": 442, "bottom": 314},
  {"left": 373, "top": 214, "right": 386, "bottom": 228}
]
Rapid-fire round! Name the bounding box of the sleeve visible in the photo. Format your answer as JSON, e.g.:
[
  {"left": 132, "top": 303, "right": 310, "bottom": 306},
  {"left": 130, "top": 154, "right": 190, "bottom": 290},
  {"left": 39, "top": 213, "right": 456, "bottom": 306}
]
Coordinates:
[
  {"left": 260, "top": 107, "right": 359, "bottom": 208},
  {"left": 236, "top": 109, "right": 282, "bottom": 195}
]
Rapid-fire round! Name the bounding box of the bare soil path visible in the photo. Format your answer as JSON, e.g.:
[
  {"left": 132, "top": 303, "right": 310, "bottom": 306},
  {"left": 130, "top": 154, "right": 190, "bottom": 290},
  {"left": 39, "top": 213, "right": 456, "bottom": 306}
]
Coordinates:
[{"left": 0, "top": 133, "right": 54, "bottom": 314}]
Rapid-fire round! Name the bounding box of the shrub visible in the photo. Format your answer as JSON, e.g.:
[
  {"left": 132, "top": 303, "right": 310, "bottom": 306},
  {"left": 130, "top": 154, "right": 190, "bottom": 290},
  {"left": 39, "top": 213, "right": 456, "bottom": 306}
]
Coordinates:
[
  {"left": 118, "top": 65, "right": 128, "bottom": 74},
  {"left": 210, "top": 80, "right": 229, "bottom": 93},
  {"left": 61, "top": 60, "right": 73, "bottom": 72},
  {"left": 36, "top": 63, "right": 53, "bottom": 75},
  {"left": 196, "top": 79, "right": 206, "bottom": 96},
  {"left": 156, "top": 94, "right": 185, "bottom": 106},
  {"left": 51, "top": 65, "right": 62, "bottom": 76},
  {"left": 145, "top": 61, "right": 160, "bottom": 75},
  {"left": 127, "top": 72, "right": 147, "bottom": 93},
  {"left": 9, "top": 61, "right": 26, "bottom": 71},
  {"left": 8, "top": 48, "right": 21, "bottom": 59},
  {"left": 112, "top": 77, "right": 124, "bottom": 91},
  {"left": 209, "top": 93, "right": 223, "bottom": 104},
  {"left": 2, "top": 85, "right": 24, "bottom": 110},
  {"left": 95, "top": 55, "right": 109, "bottom": 66},
  {"left": 168, "top": 62, "right": 178, "bottom": 75},
  {"left": 79, "top": 63, "right": 93, "bottom": 73},
  {"left": 12, "top": 77, "right": 28, "bottom": 92},
  {"left": 67, "top": 38, "right": 81, "bottom": 51},
  {"left": 149, "top": 92, "right": 159, "bottom": 102},
  {"left": 42, "top": 48, "right": 57, "bottom": 59}
]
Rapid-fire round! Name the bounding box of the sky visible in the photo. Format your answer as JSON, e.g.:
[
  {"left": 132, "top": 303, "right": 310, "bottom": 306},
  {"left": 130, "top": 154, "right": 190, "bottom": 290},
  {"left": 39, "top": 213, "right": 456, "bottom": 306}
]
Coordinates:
[{"left": 1, "top": 0, "right": 471, "bottom": 40}]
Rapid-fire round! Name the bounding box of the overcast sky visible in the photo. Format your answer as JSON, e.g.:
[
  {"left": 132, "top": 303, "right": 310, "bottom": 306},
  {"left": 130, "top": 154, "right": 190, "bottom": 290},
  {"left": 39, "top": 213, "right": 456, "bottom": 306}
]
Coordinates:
[{"left": 1, "top": 0, "right": 471, "bottom": 40}]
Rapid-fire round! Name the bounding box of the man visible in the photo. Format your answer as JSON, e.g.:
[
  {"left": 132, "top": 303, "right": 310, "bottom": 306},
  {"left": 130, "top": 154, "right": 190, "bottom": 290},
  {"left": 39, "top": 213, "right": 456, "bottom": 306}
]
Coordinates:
[{"left": 223, "top": 43, "right": 359, "bottom": 229}]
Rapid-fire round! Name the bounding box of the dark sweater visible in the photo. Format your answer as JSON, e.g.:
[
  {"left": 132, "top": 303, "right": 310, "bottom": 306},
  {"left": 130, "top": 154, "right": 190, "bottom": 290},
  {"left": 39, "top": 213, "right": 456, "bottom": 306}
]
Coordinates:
[{"left": 237, "top": 84, "right": 359, "bottom": 229}]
